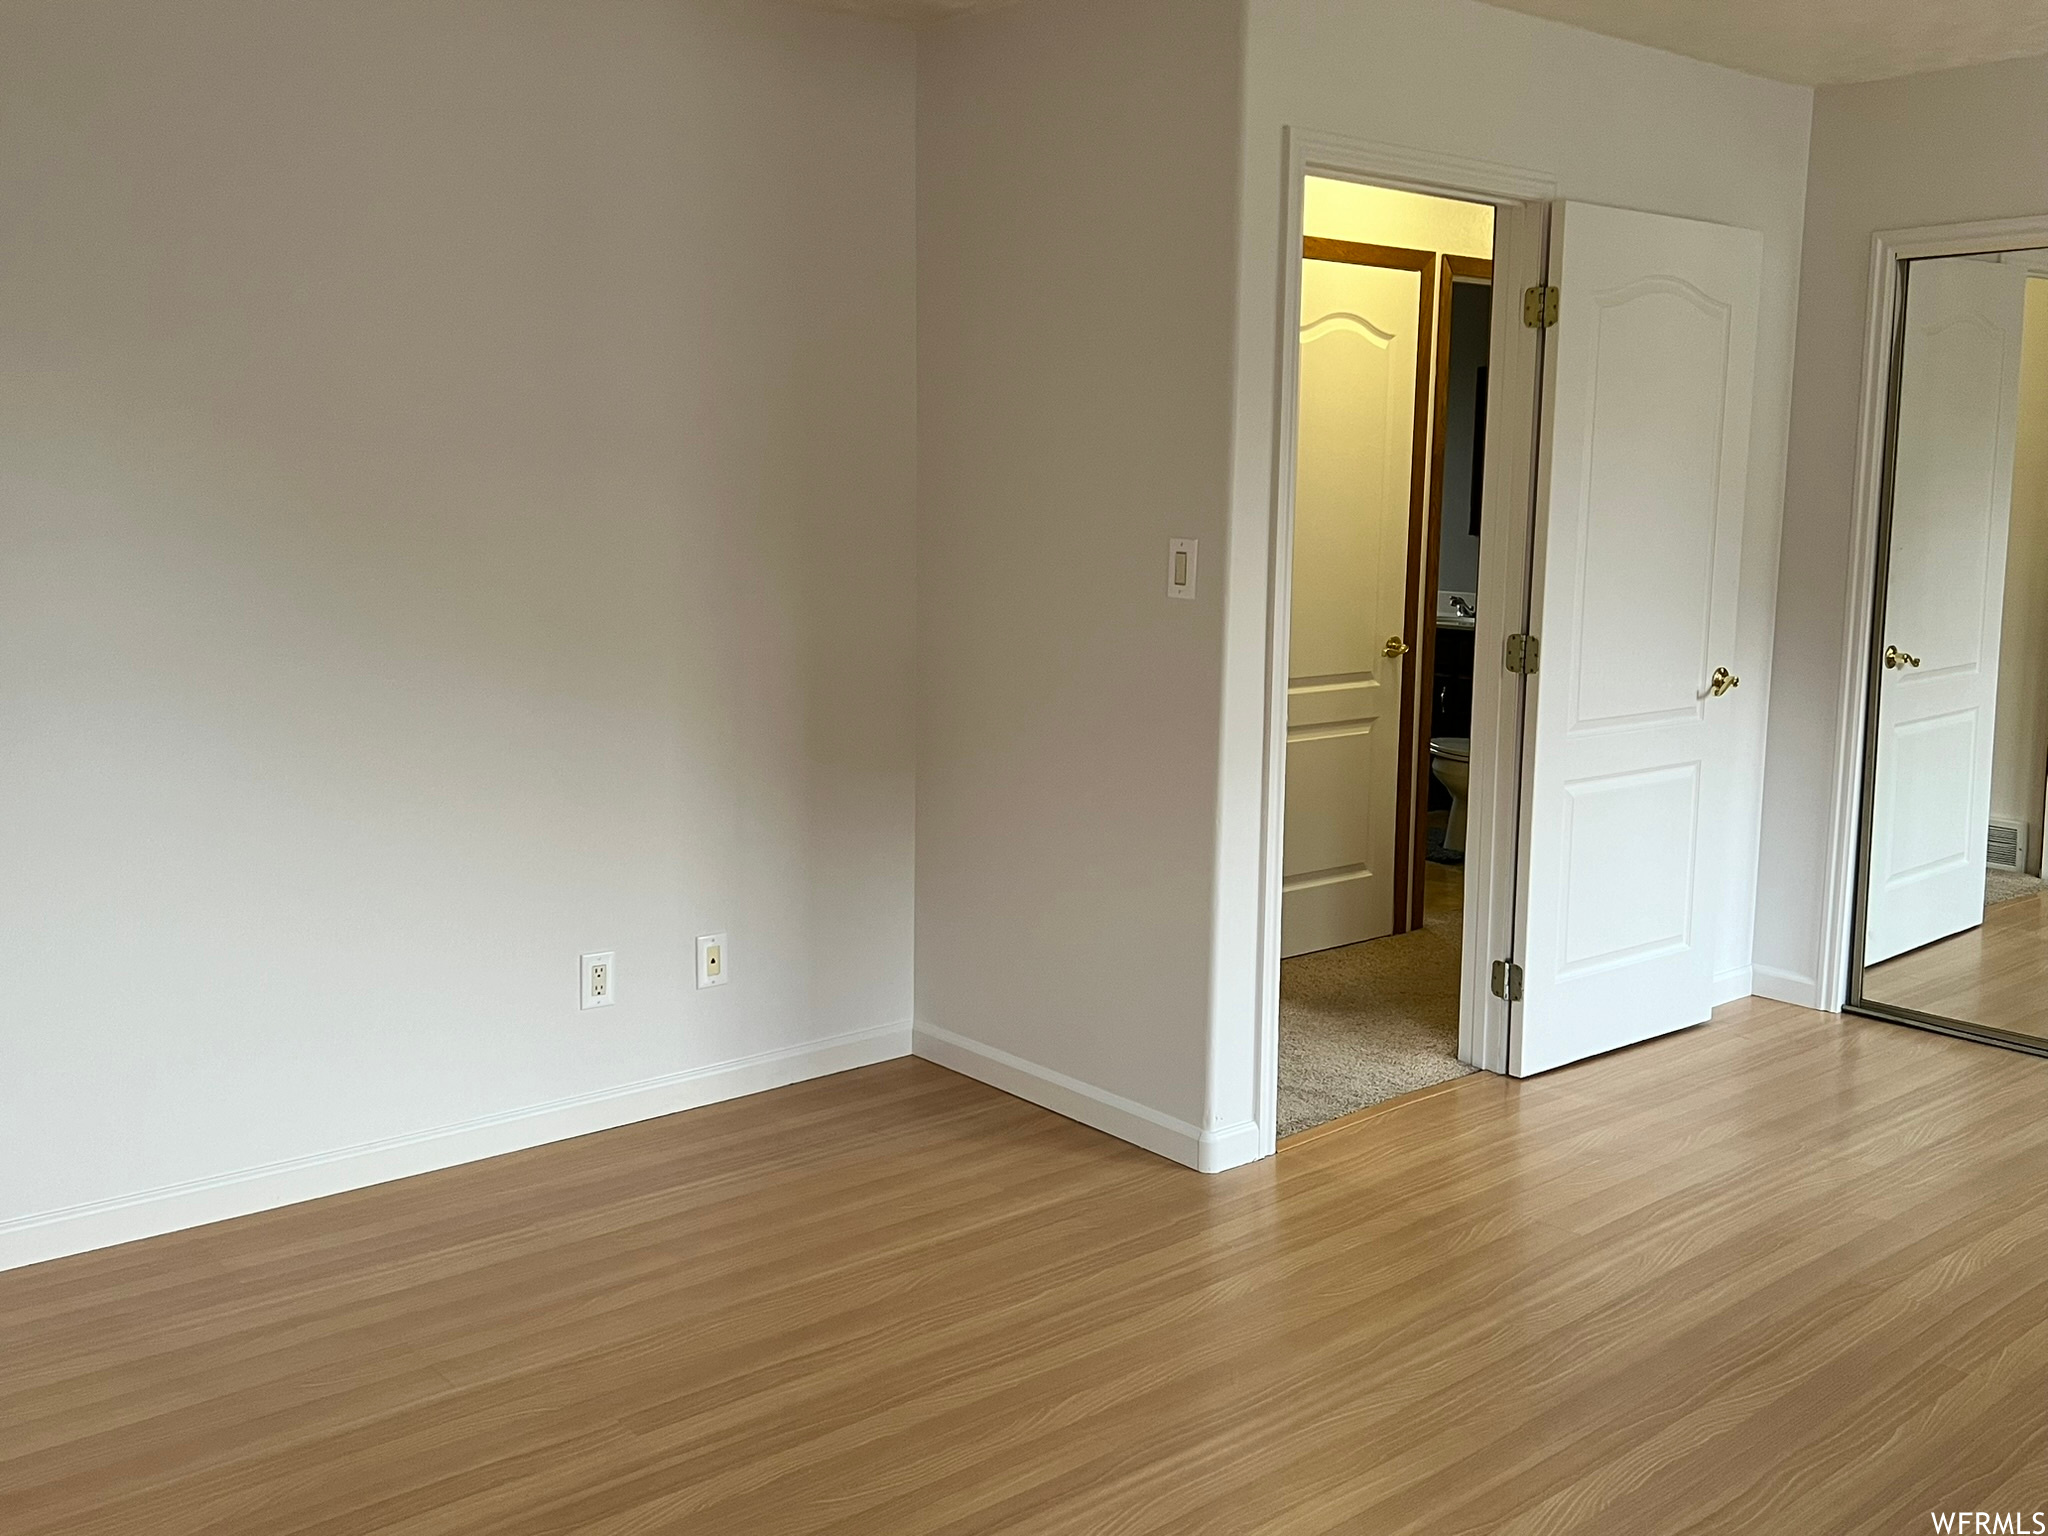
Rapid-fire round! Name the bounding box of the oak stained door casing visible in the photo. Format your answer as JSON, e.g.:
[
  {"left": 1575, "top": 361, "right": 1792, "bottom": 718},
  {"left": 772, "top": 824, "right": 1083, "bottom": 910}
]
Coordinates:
[
  {"left": 1511, "top": 202, "right": 1763, "bottom": 1076},
  {"left": 1281, "top": 257, "right": 1422, "bottom": 958}
]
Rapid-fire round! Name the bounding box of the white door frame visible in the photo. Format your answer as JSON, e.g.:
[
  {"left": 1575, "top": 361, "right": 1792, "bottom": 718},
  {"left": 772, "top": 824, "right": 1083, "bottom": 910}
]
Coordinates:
[
  {"left": 1816, "top": 214, "right": 2048, "bottom": 1012},
  {"left": 1255, "top": 129, "right": 1554, "bottom": 1154}
]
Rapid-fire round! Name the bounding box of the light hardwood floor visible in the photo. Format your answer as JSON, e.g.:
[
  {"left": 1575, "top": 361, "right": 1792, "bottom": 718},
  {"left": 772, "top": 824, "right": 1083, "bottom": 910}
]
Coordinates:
[
  {"left": 1867, "top": 890, "right": 2048, "bottom": 1042},
  {"left": 6, "top": 998, "right": 2048, "bottom": 1533}
]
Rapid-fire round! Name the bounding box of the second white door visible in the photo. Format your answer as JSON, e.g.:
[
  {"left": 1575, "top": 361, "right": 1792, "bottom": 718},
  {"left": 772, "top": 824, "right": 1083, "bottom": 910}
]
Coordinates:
[
  {"left": 1283, "top": 250, "right": 1424, "bottom": 957},
  {"left": 1511, "top": 202, "right": 1763, "bottom": 1075}
]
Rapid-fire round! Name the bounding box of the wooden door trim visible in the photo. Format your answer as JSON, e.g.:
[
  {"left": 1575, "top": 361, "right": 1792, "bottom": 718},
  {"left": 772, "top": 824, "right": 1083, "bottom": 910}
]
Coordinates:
[
  {"left": 1406, "top": 254, "right": 1494, "bottom": 928},
  {"left": 1302, "top": 236, "right": 1434, "bottom": 272},
  {"left": 1299, "top": 236, "right": 1438, "bottom": 936}
]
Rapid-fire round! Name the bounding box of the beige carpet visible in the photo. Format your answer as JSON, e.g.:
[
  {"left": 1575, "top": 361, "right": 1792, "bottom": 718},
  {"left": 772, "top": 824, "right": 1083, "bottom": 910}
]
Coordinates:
[
  {"left": 1278, "top": 865, "right": 1476, "bottom": 1139},
  {"left": 1987, "top": 868, "right": 2045, "bottom": 906}
]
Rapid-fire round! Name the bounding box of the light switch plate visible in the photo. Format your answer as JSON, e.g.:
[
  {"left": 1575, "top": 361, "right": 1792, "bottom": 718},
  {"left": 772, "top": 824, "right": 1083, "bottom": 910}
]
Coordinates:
[{"left": 1167, "top": 538, "right": 1197, "bottom": 600}]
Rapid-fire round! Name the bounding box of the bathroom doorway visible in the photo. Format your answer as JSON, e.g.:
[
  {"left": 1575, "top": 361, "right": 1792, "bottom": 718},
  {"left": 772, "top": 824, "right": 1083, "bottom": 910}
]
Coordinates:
[{"left": 1276, "top": 179, "right": 1497, "bottom": 1140}]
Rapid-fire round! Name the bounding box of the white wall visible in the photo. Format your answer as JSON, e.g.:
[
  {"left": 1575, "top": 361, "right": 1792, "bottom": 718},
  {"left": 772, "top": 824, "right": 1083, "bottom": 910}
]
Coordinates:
[
  {"left": 913, "top": 0, "right": 1252, "bottom": 1166},
  {"left": 1301, "top": 178, "right": 1494, "bottom": 600},
  {"left": 1212, "top": 0, "right": 1814, "bottom": 1133},
  {"left": 0, "top": 0, "right": 1854, "bottom": 1255},
  {"left": 1304, "top": 177, "right": 1494, "bottom": 257},
  {"left": 1755, "top": 55, "right": 2048, "bottom": 1001},
  {"left": 0, "top": 0, "right": 917, "bottom": 1268}
]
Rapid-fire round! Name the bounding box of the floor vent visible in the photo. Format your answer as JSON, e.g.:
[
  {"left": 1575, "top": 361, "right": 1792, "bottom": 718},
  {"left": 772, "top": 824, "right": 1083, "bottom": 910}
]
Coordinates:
[{"left": 1987, "top": 816, "right": 2025, "bottom": 872}]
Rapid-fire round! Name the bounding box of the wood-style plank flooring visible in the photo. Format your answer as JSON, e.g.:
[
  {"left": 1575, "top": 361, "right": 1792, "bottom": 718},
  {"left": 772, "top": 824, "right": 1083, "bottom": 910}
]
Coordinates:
[
  {"left": 6, "top": 998, "right": 2048, "bottom": 1532},
  {"left": 1867, "top": 889, "right": 2048, "bottom": 1042}
]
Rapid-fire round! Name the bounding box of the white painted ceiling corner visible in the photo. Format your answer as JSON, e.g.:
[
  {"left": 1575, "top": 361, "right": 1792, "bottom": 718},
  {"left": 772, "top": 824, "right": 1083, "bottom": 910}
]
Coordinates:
[
  {"left": 1474, "top": 0, "right": 2048, "bottom": 87},
  {"left": 797, "top": 0, "right": 2048, "bottom": 88}
]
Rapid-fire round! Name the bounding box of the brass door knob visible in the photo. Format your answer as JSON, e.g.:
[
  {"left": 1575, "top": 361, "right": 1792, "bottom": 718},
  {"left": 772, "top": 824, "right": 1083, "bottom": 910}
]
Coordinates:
[
  {"left": 1884, "top": 644, "right": 1921, "bottom": 670},
  {"left": 1709, "top": 666, "right": 1741, "bottom": 697},
  {"left": 1383, "top": 635, "right": 1411, "bottom": 658}
]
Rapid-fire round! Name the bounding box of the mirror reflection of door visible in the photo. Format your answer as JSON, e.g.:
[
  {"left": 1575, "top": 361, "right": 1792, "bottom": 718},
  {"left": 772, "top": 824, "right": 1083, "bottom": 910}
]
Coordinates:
[
  {"left": 1856, "top": 246, "right": 2048, "bottom": 1051},
  {"left": 1864, "top": 255, "right": 2028, "bottom": 966},
  {"left": 1281, "top": 244, "right": 1429, "bottom": 957}
]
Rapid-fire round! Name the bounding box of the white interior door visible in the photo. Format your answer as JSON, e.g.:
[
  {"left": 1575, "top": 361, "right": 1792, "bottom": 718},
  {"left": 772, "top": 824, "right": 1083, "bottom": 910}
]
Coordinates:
[
  {"left": 1511, "top": 203, "right": 1762, "bottom": 1076},
  {"left": 1864, "top": 256, "right": 2027, "bottom": 965},
  {"left": 1283, "top": 253, "right": 1422, "bottom": 958}
]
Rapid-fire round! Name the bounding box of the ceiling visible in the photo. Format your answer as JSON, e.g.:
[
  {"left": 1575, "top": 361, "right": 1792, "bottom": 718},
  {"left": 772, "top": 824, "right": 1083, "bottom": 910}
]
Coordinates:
[
  {"left": 803, "top": 0, "right": 2048, "bottom": 86},
  {"left": 1473, "top": 0, "right": 2048, "bottom": 86}
]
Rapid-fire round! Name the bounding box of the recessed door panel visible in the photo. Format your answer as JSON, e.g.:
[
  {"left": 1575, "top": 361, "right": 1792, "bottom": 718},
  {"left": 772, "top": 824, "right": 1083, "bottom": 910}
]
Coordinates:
[
  {"left": 1283, "top": 725, "right": 1382, "bottom": 878},
  {"left": 1885, "top": 711, "right": 1979, "bottom": 881},
  {"left": 1885, "top": 314, "right": 2010, "bottom": 678},
  {"left": 1558, "top": 765, "right": 1699, "bottom": 976},
  {"left": 1571, "top": 284, "right": 1730, "bottom": 732}
]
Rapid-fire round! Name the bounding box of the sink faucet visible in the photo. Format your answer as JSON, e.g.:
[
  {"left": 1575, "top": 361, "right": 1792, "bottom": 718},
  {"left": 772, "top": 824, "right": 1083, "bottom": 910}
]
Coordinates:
[{"left": 1448, "top": 594, "right": 1475, "bottom": 619}]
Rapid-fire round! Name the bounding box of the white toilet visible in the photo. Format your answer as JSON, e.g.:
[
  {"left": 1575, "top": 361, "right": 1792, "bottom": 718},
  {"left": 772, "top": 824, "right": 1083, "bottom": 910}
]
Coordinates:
[{"left": 1429, "top": 736, "right": 1471, "bottom": 854}]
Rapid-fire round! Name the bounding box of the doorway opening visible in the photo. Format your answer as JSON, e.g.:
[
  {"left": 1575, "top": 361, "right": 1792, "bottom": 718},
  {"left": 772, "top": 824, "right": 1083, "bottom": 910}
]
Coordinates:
[
  {"left": 1258, "top": 170, "right": 1768, "bottom": 1154},
  {"left": 1276, "top": 179, "right": 1498, "bottom": 1140}
]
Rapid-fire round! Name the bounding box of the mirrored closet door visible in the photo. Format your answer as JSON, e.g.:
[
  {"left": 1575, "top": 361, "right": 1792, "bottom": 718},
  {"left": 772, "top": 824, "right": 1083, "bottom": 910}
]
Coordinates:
[{"left": 1850, "top": 245, "right": 2048, "bottom": 1052}]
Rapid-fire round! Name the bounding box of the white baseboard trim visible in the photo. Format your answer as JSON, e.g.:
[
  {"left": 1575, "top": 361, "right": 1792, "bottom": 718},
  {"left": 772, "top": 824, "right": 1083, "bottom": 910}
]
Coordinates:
[
  {"left": 1711, "top": 965, "right": 1755, "bottom": 1007},
  {"left": 0, "top": 1020, "right": 911, "bottom": 1275},
  {"left": 1199, "top": 1118, "right": 1264, "bottom": 1172},
  {"left": 913, "top": 1021, "right": 1260, "bottom": 1173},
  {"left": 1752, "top": 964, "right": 1823, "bottom": 1010}
]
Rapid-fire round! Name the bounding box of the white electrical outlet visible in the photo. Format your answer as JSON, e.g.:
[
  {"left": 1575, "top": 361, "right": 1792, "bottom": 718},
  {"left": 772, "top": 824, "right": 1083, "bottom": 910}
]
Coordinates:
[
  {"left": 696, "top": 934, "right": 728, "bottom": 989},
  {"left": 581, "top": 951, "right": 616, "bottom": 1010}
]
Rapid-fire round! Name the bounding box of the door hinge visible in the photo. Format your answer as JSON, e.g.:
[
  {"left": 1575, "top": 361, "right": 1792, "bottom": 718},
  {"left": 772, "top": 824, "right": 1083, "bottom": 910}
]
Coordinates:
[
  {"left": 1504, "top": 633, "right": 1540, "bottom": 675},
  {"left": 1490, "top": 960, "right": 1525, "bottom": 1002},
  {"left": 1523, "top": 284, "right": 1559, "bottom": 329}
]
